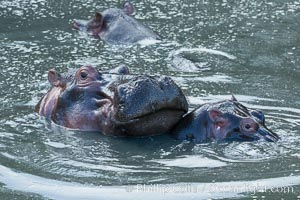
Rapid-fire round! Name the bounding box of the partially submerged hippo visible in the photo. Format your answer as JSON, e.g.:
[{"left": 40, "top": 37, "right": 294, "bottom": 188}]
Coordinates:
[
  {"left": 171, "top": 96, "right": 280, "bottom": 142},
  {"left": 35, "top": 65, "right": 188, "bottom": 136},
  {"left": 73, "top": 1, "right": 159, "bottom": 44}
]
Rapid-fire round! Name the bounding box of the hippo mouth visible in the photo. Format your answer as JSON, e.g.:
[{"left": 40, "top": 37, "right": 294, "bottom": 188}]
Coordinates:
[
  {"left": 73, "top": 19, "right": 103, "bottom": 37},
  {"left": 226, "top": 126, "right": 280, "bottom": 142},
  {"left": 111, "top": 108, "right": 187, "bottom": 137},
  {"left": 121, "top": 108, "right": 186, "bottom": 121},
  {"left": 257, "top": 126, "right": 280, "bottom": 142},
  {"left": 73, "top": 20, "right": 88, "bottom": 31}
]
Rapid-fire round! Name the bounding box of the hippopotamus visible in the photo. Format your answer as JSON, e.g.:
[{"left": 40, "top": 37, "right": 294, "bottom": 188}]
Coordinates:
[
  {"left": 35, "top": 65, "right": 188, "bottom": 136},
  {"left": 171, "top": 96, "right": 280, "bottom": 142},
  {"left": 72, "top": 1, "right": 159, "bottom": 44}
]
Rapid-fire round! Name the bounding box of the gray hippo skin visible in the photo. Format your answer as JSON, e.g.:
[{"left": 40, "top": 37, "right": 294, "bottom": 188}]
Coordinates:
[
  {"left": 35, "top": 65, "right": 188, "bottom": 136},
  {"left": 171, "top": 96, "right": 279, "bottom": 142},
  {"left": 73, "top": 1, "right": 159, "bottom": 44}
]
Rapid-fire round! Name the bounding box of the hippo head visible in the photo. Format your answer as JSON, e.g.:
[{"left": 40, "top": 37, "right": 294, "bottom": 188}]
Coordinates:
[
  {"left": 36, "top": 65, "right": 110, "bottom": 131},
  {"left": 172, "top": 96, "right": 279, "bottom": 142},
  {"left": 73, "top": 1, "right": 135, "bottom": 36},
  {"left": 36, "top": 65, "right": 188, "bottom": 136}
]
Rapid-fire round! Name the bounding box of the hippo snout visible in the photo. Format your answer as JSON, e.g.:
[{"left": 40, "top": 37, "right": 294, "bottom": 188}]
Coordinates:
[
  {"left": 113, "top": 75, "right": 188, "bottom": 122},
  {"left": 73, "top": 20, "right": 87, "bottom": 31},
  {"left": 105, "top": 75, "right": 188, "bottom": 136}
]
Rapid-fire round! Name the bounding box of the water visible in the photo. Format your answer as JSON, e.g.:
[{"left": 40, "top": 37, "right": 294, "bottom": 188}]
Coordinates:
[{"left": 0, "top": 0, "right": 299, "bottom": 199}]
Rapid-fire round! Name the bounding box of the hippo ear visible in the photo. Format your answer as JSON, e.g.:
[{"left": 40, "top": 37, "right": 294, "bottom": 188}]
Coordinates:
[
  {"left": 123, "top": 1, "right": 135, "bottom": 15},
  {"left": 231, "top": 95, "right": 238, "bottom": 102},
  {"left": 48, "top": 69, "right": 66, "bottom": 88},
  {"left": 208, "top": 109, "right": 223, "bottom": 122},
  {"left": 95, "top": 12, "right": 103, "bottom": 22}
]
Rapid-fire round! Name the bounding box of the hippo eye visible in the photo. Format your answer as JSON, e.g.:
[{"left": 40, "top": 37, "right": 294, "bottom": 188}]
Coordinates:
[
  {"left": 245, "top": 124, "right": 251, "bottom": 130},
  {"left": 80, "top": 71, "right": 88, "bottom": 79},
  {"left": 241, "top": 118, "right": 258, "bottom": 133}
]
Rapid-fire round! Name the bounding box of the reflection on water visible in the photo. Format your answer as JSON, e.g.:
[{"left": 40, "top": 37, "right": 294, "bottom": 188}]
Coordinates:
[
  {"left": 150, "top": 155, "right": 228, "bottom": 168},
  {"left": 0, "top": 0, "right": 299, "bottom": 199}
]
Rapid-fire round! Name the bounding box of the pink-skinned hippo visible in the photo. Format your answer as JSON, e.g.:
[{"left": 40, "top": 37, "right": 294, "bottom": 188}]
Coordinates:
[
  {"left": 35, "top": 66, "right": 278, "bottom": 142},
  {"left": 73, "top": 1, "right": 159, "bottom": 44},
  {"left": 35, "top": 65, "right": 188, "bottom": 136},
  {"left": 171, "top": 96, "right": 280, "bottom": 142}
]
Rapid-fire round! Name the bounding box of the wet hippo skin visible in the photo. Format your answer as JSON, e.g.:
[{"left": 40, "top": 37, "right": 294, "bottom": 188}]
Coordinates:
[
  {"left": 35, "top": 65, "right": 188, "bottom": 136},
  {"left": 35, "top": 67, "right": 279, "bottom": 142},
  {"left": 73, "top": 1, "right": 159, "bottom": 44},
  {"left": 171, "top": 96, "right": 280, "bottom": 142}
]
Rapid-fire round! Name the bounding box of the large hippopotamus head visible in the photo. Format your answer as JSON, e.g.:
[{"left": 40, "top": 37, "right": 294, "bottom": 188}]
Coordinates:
[
  {"left": 172, "top": 96, "right": 279, "bottom": 142},
  {"left": 36, "top": 65, "right": 188, "bottom": 136},
  {"left": 73, "top": 1, "right": 159, "bottom": 44}
]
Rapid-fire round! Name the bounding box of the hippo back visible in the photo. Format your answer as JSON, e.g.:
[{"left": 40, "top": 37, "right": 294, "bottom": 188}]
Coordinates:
[{"left": 100, "top": 8, "right": 159, "bottom": 44}]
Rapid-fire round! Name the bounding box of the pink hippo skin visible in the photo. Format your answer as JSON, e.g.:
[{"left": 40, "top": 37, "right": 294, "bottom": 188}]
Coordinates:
[{"left": 36, "top": 65, "right": 188, "bottom": 136}]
